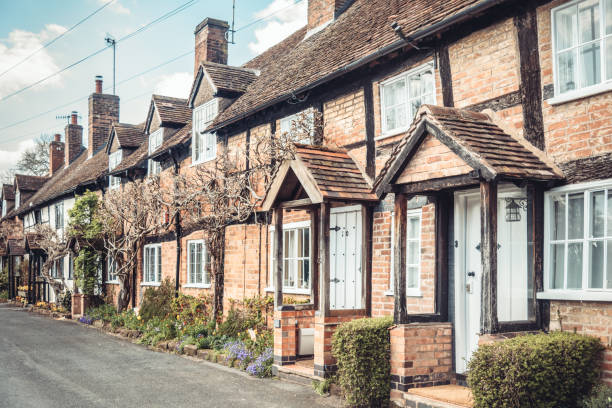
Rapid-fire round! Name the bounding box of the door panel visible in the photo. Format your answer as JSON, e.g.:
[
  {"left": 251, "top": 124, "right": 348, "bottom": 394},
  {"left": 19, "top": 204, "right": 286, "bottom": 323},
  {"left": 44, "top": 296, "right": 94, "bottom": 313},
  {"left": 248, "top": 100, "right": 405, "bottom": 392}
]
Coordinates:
[{"left": 330, "top": 206, "right": 362, "bottom": 310}]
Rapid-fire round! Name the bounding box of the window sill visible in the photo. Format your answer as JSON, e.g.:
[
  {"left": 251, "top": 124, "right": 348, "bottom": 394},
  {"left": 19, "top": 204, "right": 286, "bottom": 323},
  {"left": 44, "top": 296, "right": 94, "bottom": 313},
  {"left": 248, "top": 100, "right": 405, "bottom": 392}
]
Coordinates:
[
  {"left": 140, "top": 282, "right": 161, "bottom": 287},
  {"left": 183, "top": 283, "right": 211, "bottom": 289},
  {"left": 374, "top": 127, "right": 410, "bottom": 142},
  {"left": 384, "top": 289, "right": 423, "bottom": 297},
  {"left": 105, "top": 281, "right": 119, "bottom": 285},
  {"left": 264, "top": 287, "right": 311, "bottom": 295},
  {"left": 537, "top": 290, "right": 612, "bottom": 302},
  {"left": 191, "top": 157, "right": 216, "bottom": 167},
  {"left": 548, "top": 82, "right": 612, "bottom": 106}
]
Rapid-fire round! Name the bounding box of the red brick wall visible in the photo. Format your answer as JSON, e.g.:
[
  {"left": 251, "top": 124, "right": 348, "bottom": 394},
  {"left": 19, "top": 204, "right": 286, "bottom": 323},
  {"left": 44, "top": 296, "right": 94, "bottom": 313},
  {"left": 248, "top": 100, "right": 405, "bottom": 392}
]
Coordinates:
[
  {"left": 273, "top": 308, "right": 315, "bottom": 364},
  {"left": 550, "top": 300, "right": 612, "bottom": 386},
  {"left": 537, "top": 1, "right": 612, "bottom": 163}
]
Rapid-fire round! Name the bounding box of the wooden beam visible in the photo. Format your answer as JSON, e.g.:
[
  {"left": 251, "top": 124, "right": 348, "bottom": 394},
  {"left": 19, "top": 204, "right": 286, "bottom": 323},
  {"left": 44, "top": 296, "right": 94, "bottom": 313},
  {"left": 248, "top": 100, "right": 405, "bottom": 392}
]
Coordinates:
[
  {"left": 319, "top": 202, "right": 330, "bottom": 317},
  {"left": 435, "top": 192, "right": 451, "bottom": 321},
  {"left": 273, "top": 207, "right": 283, "bottom": 310},
  {"left": 438, "top": 46, "right": 454, "bottom": 108},
  {"left": 393, "top": 193, "right": 408, "bottom": 324},
  {"left": 310, "top": 208, "right": 320, "bottom": 309},
  {"left": 362, "top": 205, "right": 372, "bottom": 315},
  {"left": 480, "top": 180, "right": 499, "bottom": 334},
  {"left": 531, "top": 183, "right": 548, "bottom": 330},
  {"left": 395, "top": 173, "right": 479, "bottom": 194},
  {"left": 363, "top": 81, "right": 376, "bottom": 179},
  {"left": 279, "top": 198, "right": 313, "bottom": 209}
]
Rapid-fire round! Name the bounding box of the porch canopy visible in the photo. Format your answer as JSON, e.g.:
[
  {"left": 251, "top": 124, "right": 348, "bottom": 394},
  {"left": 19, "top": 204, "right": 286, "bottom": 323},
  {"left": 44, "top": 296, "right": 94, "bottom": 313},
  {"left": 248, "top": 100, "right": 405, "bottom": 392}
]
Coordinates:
[
  {"left": 374, "top": 105, "right": 562, "bottom": 333},
  {"left": 261, "top": 144, "right": 378, "bottom": 316}
]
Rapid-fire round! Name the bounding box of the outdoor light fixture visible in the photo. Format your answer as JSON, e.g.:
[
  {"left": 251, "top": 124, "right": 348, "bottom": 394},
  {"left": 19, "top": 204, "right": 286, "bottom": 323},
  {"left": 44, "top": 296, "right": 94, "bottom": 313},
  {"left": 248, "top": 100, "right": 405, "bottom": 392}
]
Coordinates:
[{"left": 505, "top": 198, "right": 527, "bottom": 222}]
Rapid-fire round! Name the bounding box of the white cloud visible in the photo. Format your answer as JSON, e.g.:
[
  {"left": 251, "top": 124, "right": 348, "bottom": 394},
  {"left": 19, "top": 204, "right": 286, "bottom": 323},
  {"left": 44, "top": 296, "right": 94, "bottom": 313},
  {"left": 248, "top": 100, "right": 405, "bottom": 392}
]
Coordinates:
[
  {"left": 153, "top": 72, "right": 192, "bottom": 99},
  {"left": 0, "top": 138, "right": 36, "bottom": 176},
  {"left": 248, "top": 0, "right": 307, "bottom": 55},
  {"left": 100, "top": 0, "right": 130, "bottom": 15},
  {"left": 0, "top": 24, "right": 67, "bottom": 98}
]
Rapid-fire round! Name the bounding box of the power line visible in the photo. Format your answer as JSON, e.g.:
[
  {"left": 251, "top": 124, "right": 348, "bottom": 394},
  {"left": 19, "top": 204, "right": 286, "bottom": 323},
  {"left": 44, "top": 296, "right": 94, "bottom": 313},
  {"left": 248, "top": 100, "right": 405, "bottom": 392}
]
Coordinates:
[
  {"left": 234, "top": 0, "right": 304, "bottom": 32},
  {"left": 0, "top": 0, "right": 116, "bottom": 80},
  {"left": 0, "top": 0, "right": 199, "bottom": 104}
]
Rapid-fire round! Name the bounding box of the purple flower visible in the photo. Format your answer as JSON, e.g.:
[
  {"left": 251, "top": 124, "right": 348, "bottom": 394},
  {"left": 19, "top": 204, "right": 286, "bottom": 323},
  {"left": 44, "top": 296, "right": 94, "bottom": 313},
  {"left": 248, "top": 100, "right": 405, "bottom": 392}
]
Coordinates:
[{"left": 246, "top": 348, "right": 273, "bottom": 377}]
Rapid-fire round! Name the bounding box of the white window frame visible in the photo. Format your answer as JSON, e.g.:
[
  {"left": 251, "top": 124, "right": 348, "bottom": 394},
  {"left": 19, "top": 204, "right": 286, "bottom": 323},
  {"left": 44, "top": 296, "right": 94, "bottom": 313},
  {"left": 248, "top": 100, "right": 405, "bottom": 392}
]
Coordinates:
[
  {"left": 142, "top": 244, "right": 162, "bottom": 286},
  {"left": 266, "top": 220, "right": 312, "bottom": 295},
  {"left": 192, "top": 99, "right": 219, "bottom": 164},
  {"left": 108, "top": 149, "right": 123, "bottom": 189},
  {"left": 68, "top": 254, "right": 74, "bottom": 281},
  {"left": 185, "top": 239, "right": 211, "bottom": 288},
  {"left": 148, "top": 129, "right": 163, "bottom": 177},
  {"left": 279, "top": 109, "right": 315, "bottom": 145},
  {"left": 378, "top": 62, "right": 436, "bottom": 140},
  {"left": 550, "top": 0, "right": 612, "bottom": 105},
  {"left": 106, "top": 256, "right": 118, "bottom": 283},
  {"left": 2, "top": 199, "right": 6, "bottom": 217},
  {"left": 54, "top": 201, "right": 64, "bottom": 230},
  {"left": 15, "top": 190, "right": 20, "bottom": 208},
  {"left": 540, "top": 178, "right": 612, "bottom": 301},
  {"left": 386, "top": 209, "right": 423, "bottom": 297}
]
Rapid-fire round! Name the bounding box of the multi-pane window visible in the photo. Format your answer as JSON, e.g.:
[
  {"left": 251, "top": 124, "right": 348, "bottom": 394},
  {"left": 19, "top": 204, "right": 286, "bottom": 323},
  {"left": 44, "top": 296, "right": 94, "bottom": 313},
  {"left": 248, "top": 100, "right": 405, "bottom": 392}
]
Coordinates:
[
  {"left": 143, "top": 244, "right": 162, "bottom": 284},
  {"left": 52, "top": 258, "right": 64, "bottom": 279},
  {"left": 68, "top": 254, "right": 73, "bottom": 280},
  {"left": 54, "top": 202, "right": 64, "bottom": 230},
  {"left": 15, "top": 190, "right": 20, "bottom": 208},
  {"left": 548, "top": 186, "right": 612, "bottom": 290},
  {"left": 109, "top": 149, "right": 122, "bottom": 189},
  {"left": 406, "top": 210, "right": 422, "bottom": 292},
  {"left": 148, "top": 129, "right": 163, "bottom": 176},
  {"left": 192, "top": 99, "right": 218, "bottom": 163},
  {"left": 380, "top": 63, "right": 435, "bottom": 135},
  {"left": 2, "top": 199, "right": 6, "bottom": 217},
  {"left": 107, "top": 257, "right": 118, "bottom": 282},
  {"left": 279, "top": 109, "right": 314, "bottom": 144},
  {"left": 187, "top": 240, "right": 211, "bottom": 286},
  {"left": 553, "top": 0, "right": 612, "bottom": 96},
  {"left": 269, "top": 223, "right": 311, "bottom": 293}
]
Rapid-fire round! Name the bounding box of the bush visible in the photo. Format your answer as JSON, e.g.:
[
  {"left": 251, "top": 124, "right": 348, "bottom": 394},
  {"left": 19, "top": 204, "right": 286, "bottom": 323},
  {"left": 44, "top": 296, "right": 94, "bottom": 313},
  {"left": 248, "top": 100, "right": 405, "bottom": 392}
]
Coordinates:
[
  {"left": 0, "top": 290, "right": 8, "bottom": 300},
  {"left": 331, "top": 316, "right": 393, "bottom": 407},
  {"left": 581, "top": 384, "right": 612, "bottom": 408},
  {"left": 468, "top": 331, "right": 604, "bottom": 408},
  {"left": 140, "top": 278, "right": 174, "bottom": 322},
  {"left": 0, "top": 265, "right": 8, "bottom": 292},
  {"left": 74, "top": 248, "right": 101, "bottom": 296},
  {"left": 87, "top": 303, "right": 117, "bottom": 322},
  {"left": 139, "top": 317, "right": 176, "bottom": 346},
  {"left": 59, "top": 290, "right": 72, "bottom": 312}
]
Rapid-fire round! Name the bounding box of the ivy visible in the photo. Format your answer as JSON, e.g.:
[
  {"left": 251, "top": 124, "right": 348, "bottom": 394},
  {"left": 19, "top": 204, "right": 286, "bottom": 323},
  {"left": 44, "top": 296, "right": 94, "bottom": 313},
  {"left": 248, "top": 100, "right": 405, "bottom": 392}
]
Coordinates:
[
  {"left": 74, "top": 247, "right": 100, "bottom": 296},
  {"left": 68, "top": 190, "right": 102, "bottom": 241}
]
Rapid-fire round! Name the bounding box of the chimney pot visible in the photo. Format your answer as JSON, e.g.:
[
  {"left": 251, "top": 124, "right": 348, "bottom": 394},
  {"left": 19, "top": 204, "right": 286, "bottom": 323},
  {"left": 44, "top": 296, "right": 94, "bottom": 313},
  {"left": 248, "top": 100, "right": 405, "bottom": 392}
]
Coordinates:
[
  {"left": 71, "top": 111, "right": 78, "bottom": 125},
  {"left": 95, "top": 75, "right": 103, "bottom": 93},
  {"left": 54, "top": 134, "right": 61, "bottom": 142}
]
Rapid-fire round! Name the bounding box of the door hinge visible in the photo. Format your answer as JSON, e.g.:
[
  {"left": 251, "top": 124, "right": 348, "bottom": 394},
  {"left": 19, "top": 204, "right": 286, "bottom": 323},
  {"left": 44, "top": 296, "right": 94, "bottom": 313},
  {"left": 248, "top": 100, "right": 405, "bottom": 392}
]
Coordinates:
[
  {"left": 454, "top": 240, "right": 458, "bottom": 248},
  {"left": 330, "top": 226, "right": 341, "bottom": 232}
]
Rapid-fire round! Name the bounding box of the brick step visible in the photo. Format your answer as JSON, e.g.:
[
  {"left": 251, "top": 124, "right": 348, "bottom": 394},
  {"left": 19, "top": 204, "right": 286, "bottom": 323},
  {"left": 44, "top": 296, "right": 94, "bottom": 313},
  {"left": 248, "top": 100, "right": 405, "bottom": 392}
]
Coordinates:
[
  {"left": 274, "top": 364, "right": 323, "bottom": 386},
  {"left": 403, "top": 385, "right": 473, "bottom": 408}
]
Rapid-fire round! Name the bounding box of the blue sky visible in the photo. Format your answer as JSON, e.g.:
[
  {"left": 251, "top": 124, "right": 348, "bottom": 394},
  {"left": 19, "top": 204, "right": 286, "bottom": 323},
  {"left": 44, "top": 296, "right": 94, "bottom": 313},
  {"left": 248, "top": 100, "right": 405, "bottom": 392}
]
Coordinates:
[{"left": 0, "top": 0, "right": 307, "bottom": 174}]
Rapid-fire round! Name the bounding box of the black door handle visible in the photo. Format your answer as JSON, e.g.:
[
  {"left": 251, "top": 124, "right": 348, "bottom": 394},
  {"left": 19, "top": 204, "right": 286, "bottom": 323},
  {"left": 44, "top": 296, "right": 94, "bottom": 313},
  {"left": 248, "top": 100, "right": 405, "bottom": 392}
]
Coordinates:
[{"left": 467, "top": 271, "right": 476, "bottom": 277}]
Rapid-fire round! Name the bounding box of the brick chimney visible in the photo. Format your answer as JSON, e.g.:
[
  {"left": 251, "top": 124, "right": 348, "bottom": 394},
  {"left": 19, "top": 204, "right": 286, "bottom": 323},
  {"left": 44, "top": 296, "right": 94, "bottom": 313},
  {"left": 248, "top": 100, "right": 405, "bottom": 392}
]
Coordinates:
[
  {"left": 64, "top": 111, "right": 83, "bottom": 165},
  {"left": 88, "top": 75, "right": 119, "bottom": 157},
  {"left": 49, "top": 134, "right": 64, "bottom": 176},
  {"left": 194, "top": 18, "right": 229, "bottom": 75},
  {"left": 307, "top": 0, "right": 349, "bottom": 32}
]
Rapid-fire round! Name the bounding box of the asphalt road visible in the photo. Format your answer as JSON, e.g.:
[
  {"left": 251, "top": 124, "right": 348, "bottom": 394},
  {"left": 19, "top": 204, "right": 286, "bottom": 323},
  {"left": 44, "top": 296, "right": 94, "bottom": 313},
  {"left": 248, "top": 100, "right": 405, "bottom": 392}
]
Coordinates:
[{"left": 0, "top": 304, "right": 341, "bottom": 408}]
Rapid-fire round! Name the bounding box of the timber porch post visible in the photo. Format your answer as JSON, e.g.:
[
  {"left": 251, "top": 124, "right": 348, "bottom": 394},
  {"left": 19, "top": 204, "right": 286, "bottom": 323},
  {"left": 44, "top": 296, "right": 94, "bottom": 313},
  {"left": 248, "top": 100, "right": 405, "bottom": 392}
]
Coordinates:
[
  {"left": 273, "top": 207, "right": 283, "bottom": 310},
  {"left": 318, "top": 202, "right": 330, "bottom": 317},
  {"left": 480, "top": 180, "right": 499, "bottom": 334},
  {"left": 393, "top": 193, "right": 407, "bottom": 324}
]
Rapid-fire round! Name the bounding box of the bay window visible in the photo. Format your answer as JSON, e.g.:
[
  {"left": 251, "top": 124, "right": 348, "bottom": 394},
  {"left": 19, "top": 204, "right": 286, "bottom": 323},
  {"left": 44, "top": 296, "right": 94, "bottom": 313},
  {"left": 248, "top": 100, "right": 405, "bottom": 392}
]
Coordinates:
[
  {"left": 552, "top": 0, "right": 612, "bottom": 100},
  {"left": 143, "top": 244, "right": 162, "bottom": 284},
  {"left": 192, "top": 99, "right": 218, "bottom": 164},
  {"left": 379, "top": 63, "right": 435, "bottom": 137},
  {"left": 546, "top": 182, "right": 612, "bottom": 293}
]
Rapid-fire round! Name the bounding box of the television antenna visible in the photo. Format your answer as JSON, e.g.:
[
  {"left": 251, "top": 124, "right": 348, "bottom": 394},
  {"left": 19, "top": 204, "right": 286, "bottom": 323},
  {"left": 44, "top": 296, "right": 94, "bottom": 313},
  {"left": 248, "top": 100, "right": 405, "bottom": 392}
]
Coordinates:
[
  {"left": 226, "top": 0, "right": 236, "bottom": 44},
  {"left": 105, "top": 34, "right": 117, "bottom": 94}
]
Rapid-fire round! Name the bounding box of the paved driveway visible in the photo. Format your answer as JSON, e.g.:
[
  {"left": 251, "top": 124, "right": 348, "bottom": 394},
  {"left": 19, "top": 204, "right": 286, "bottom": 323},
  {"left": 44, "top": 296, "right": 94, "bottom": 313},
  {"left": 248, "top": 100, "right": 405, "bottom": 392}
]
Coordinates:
[{"left": 0, "top": 304, "right": 341, "bottom": 408}]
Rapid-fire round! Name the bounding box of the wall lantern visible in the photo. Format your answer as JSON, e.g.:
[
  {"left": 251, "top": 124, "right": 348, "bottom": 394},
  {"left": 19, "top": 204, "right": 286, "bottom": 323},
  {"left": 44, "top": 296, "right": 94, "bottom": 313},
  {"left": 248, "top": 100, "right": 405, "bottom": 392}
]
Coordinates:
[{"left": 505, "top": 198, "right": 527, "bottom": 222}]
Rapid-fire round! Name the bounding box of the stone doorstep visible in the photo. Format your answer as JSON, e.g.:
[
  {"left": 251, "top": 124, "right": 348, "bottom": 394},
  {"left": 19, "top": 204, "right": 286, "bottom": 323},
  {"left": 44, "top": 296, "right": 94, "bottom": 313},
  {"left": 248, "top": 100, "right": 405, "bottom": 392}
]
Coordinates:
[
  {"left": 274, "top": 363, "right": 324, "bottom": 387},
  {"left": 402, "top": 385, "right": 473, "bottom": 408}
]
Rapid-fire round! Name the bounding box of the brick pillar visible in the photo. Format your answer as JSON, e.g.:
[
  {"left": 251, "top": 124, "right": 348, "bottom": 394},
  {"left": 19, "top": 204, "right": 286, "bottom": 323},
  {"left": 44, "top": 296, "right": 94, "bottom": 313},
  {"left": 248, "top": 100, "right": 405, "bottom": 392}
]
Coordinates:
[
  {"left": 194, "top": 18, "right": 228, "bottom": 75},
  {"left": 88, "top": 76, "right": 119, "bottom": 157},
  {"left": 390, "top": 323, "right": 453, "bottom": 402},
  {"left": 274, "top": 309, "right": 298, "bottom": 365},
  {"left": 64, "top": 112, "right": 82, "bottom": 165}
]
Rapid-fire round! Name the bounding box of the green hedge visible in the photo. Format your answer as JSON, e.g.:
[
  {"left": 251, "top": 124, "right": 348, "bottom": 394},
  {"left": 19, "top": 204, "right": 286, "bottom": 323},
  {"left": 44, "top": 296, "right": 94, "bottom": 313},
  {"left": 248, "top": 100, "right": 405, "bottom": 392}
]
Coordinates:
[
  {"left": 468, "top": 331, "right": 604, "bottom": 408},
  {"left": 331, "top": 316, "right": 393, "bottom": 407}
]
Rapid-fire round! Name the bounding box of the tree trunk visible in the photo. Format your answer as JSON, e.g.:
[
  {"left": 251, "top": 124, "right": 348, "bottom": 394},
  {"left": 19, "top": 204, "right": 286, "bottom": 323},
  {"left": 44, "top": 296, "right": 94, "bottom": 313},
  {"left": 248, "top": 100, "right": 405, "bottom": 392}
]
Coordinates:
[
  {"left": 117, "top": 274, "right": 131, "bottom": 312},
  {"left": 211, "top": 229, "right": 226, "bottom": 324}
]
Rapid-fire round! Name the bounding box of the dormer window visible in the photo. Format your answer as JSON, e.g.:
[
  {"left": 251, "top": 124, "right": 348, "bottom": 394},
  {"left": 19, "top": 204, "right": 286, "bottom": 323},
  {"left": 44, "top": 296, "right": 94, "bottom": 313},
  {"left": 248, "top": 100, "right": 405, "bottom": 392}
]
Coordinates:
[
  {"left": 279, "top": 109, "right": 315, "bottom": 145},
  {"left": 192, "top": 99, "right": 218, "bottom": 164},
  {"left": 15, "top": 190, "right": 20, "bottom": 208},
  {"left": 148, "top": 129, "right": 163, "bottom": 176},
  {"left": 108, "top": 149, "right": 123, "bottom": 189}
]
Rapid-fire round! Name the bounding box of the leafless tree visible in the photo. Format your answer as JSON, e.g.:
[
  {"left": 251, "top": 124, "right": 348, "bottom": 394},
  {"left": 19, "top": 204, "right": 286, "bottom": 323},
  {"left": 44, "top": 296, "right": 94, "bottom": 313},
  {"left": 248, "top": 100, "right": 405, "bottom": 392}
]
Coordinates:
[
  {"left": 31, "top": 224, "right": 73, "bottom": 301},
  {"left": 16, "top": 135, "right": 51, "bottom": 176},
  {"left": 98, "top": 178, "right": 167, "bottom": 312}
]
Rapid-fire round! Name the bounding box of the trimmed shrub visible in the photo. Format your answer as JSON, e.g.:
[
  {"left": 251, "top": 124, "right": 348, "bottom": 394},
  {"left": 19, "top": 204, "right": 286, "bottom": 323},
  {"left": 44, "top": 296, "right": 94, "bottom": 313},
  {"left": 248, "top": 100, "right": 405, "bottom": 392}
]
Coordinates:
[
  {"left": 331, "top": 316, "right": 394, "bottom": 407},
  {"left": 581, "top": 384, "right": 612, "bottom": 408},
  {"left": 139, "top": 278, "right": 174, "bottom": 322},
  {"left": 468, "top": 331, "right": 604, "bottom": 408}
]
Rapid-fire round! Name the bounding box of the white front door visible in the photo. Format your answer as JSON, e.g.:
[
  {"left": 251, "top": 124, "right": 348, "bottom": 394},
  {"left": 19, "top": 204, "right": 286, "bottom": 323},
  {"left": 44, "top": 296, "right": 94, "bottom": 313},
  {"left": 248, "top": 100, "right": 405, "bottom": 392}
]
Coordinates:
[
  {"left": 330, "top": 205, "right": 363, "bottom": 310},
  {"left": 454, "top": 192, "right": 482, "bottom": 374}
]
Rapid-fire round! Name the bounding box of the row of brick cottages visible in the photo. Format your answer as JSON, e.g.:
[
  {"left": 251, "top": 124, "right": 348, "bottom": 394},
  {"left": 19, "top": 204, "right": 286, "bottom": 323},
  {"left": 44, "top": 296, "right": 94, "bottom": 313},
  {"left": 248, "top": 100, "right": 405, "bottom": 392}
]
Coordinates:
[{"left": 2, "top": 0, "right": 612, "bottom": 393}]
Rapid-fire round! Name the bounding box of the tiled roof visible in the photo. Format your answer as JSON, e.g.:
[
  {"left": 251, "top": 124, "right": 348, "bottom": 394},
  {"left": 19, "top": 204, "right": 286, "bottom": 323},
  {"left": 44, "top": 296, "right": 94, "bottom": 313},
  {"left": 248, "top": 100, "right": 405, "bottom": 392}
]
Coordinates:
[
  {"left": 8, "top": 238, "right": 24, "bottom": 256},
  {"left": 25, "top": 233, "right": 42, "bottom": 251},
  {"left": 295, "top": 144, "right": 377, "bottom": 201},
  {"left": 15, "top": 174, "right": 49, "bottom": 192},
  {"left": 374, "top": 105, "right": 563, "bottom": 194},
  {"left": 202, "top": 62, "right": 258, "bottom": 94},
  {"left": 14, "top": 147, "right": 109, "bottom": 216},
  {"left": 150, "top": 122, "right": 192, "bottom": 160},
  {"left": 211, "top": 0, "right": 487, "bottom": 130},
  {"left": 152, "top": 95, "right": 191, "bottom": 127},
  {"left": 114, "top": 123, "right": 145, "bottom": 148},
  {"left": 2, "top": 184, "right": 14, "bottom": 201}
]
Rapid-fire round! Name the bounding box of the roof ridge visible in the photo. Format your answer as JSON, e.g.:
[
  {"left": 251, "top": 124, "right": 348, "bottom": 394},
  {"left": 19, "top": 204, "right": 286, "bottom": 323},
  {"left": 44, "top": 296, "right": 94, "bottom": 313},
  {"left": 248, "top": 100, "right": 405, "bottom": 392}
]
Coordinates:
[{"left": 202, "top": 61, "right": 259, "bottom": 75}]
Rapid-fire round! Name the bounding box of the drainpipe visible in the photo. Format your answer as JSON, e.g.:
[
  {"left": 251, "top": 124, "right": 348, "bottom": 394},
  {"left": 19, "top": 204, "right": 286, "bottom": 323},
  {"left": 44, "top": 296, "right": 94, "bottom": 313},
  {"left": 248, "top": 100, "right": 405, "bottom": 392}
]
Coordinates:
[{"left": 170, "top": 149, "right": 181, "bottom": 297}]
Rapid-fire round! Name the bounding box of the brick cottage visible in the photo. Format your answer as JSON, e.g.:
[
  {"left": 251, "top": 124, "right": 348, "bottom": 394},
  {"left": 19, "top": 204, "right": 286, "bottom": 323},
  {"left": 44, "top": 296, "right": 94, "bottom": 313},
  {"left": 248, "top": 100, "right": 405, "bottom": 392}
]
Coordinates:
[{"left": 3, "top": 0, "right": 612, "bottom": 403}]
